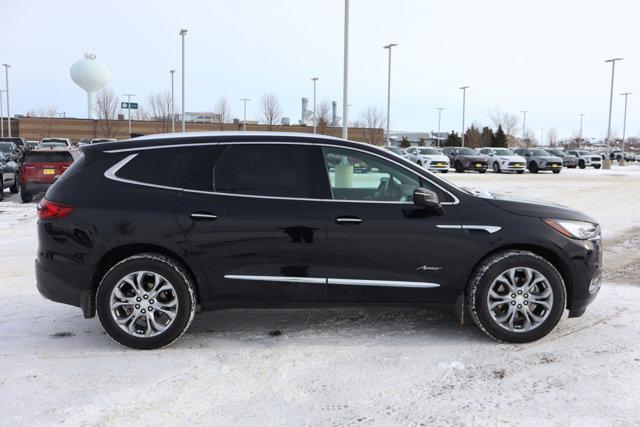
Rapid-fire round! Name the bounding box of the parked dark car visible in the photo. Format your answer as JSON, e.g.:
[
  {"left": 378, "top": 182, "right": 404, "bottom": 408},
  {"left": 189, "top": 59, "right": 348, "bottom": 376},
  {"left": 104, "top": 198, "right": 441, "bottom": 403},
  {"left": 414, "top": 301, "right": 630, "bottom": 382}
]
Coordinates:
[
  {"left": 19, "top": 147, "right": 80, "bottom": 202},
  {"left": 0, "top": 137, "right": 28, "bottom": 154},
  {"left": 513, "top": 148, "right": 563, "bottom": 173},
  {"left": 441, "top": 147, "right": 488, "bottom": 173},
  {"left": 36, "top": 132, "right": 602, "bottom": 349},
  {"left": 0, "top": 140, "right": 25, "bottom": 164},
  {"left": 0, "top": 151, "right": 19, "bottom": 200},
  {"left": 547, "top": 149, "right": 578, "bottom": 169}
]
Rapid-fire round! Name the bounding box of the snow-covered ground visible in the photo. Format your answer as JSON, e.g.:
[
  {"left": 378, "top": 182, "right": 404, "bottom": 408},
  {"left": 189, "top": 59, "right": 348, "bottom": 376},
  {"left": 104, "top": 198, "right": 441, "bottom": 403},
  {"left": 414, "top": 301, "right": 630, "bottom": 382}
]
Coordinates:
[{"left": 1, "top": 165, "right": 639, "bottom": 425}]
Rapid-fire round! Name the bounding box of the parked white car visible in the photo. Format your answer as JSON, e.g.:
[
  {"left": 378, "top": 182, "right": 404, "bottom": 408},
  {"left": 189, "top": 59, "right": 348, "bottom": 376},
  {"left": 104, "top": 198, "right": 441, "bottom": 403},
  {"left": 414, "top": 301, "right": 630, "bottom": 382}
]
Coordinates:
[
  {"left": 405, "top": 146, "right": 450, "bottom": 173},
  {"left": 478, "top": 147, "right": 526, "bottom": 174},
  {"left": 566, "top": 150, "right": 602, "bottom": 169}
]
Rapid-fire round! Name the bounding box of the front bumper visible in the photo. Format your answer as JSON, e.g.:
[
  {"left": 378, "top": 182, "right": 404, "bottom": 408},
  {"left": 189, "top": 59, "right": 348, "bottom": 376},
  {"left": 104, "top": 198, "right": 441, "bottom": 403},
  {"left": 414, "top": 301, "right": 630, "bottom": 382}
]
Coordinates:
[
  {"left": 427, "top": 161, "right": 450, "bottom": 171},
  {"left": 463, "top": 162, "right": 487, "bottom": 171},
  {"left": 566, "top": 236, "right": 602, "bottom": 317},
  {"left": 540, "top": 163, "right": 563, "bottom": 171}
]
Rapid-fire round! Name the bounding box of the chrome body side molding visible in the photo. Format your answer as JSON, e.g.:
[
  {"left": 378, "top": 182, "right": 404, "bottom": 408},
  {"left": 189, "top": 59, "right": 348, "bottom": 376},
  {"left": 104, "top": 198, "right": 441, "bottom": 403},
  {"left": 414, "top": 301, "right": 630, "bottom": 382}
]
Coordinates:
[{"left": 223, "top": 275, "right": 440, "bottom": 288}]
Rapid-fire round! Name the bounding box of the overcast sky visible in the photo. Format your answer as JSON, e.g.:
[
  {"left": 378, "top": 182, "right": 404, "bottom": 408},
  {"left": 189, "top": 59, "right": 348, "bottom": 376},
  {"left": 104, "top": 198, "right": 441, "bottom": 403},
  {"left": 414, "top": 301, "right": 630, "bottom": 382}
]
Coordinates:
[{"left": 3, "top": 0, "right": 639, "bottom": 139}]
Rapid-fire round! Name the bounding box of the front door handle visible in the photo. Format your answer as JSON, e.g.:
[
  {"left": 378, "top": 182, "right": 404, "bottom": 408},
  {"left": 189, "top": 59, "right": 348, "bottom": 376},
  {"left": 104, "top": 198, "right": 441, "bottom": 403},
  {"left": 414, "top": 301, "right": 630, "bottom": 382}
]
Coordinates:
[
  {"left": 189, "top": 212, "right": 218, "bottom": 221},
  {"left": 335, "top": 216, "right": 362, "bottom": 225}
]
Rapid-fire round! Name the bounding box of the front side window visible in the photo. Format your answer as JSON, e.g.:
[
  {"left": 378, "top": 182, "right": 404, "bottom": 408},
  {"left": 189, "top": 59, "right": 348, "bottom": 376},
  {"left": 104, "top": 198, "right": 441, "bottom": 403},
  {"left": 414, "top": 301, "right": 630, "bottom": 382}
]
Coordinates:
[
  {"left": 207, "top": 144, "right": 317, "bottom": 199},
  {"left": 322, "top": 146, "right": 449, "bottom": 203}
]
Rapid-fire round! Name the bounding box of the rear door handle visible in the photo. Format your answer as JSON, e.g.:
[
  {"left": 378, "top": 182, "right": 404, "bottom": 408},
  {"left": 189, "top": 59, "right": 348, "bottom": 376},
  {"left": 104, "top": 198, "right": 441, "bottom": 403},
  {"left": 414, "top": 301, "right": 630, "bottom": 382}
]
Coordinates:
[
  {"left": 335, "top": 216, "right": 362, "bottom": 225},
  {"left": 189, "top": 212, "right": 218, "bottom": 221}
]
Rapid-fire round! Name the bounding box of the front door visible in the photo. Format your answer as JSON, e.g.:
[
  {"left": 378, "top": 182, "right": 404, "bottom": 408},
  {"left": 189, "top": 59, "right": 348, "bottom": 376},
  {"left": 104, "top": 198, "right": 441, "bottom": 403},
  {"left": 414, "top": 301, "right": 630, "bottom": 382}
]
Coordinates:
[
  {"left": 175, "top": 142, "right": 327, "bottom": 303},
  {"left": 318, "top": 145, "right": 464, "bottom": 303}
]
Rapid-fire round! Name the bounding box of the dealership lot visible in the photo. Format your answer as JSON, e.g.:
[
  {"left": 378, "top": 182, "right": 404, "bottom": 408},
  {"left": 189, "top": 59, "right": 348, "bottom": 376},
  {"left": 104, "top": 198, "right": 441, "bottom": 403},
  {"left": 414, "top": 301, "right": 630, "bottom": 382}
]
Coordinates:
[{"left": 1, "top": 165, "right": 639, "bottom": 424}]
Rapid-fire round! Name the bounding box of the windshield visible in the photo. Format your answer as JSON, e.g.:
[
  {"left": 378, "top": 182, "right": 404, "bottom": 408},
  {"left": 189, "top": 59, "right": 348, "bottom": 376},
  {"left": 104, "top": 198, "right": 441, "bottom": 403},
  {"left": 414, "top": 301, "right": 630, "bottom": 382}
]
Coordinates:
[
  {"left": 385, "top": 147, "right": 403, "bottom": 154},
  {"left": 457, "top": 148, "right": 477, "bottom": 155},
  {"left": 42, "top": 139, "right": 67, "bottom": 144},
  {"left": 0, "top": 142, "right": 12, "bottom": 153},
  {"left": 549, "top": 150, "right": 564, "bottom": 156},
  {"left": 493, "top": 149, "right": 515, "bottom": 156},
  {"left": 531, "top": 149, "right": 550, "bottom": 156},
  {"left": 578, "top": 151, "right": 591, "bottom": 155},
  {"left": 40, "top": 142, "right": 67, "bottom": 148},
  {"left": 26, "top": 152, "right": 73, "bottom": 163},
  {"left": 418, "top": 148, "right": 440, "bottom": 155}
]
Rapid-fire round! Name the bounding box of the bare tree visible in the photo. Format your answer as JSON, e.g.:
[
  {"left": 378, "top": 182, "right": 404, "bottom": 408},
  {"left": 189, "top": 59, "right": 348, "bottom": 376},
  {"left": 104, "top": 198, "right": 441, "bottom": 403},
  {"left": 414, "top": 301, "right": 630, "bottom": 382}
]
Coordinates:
[
  {"left": 259, "top": 93, "right": 282, "bottom": 131},
  {"left": 214, "top": 97, "right": 232, "bottom": 131},
  {"left": 523, "top": 129, "right": 537, "bottom": 148},
  {"left": 95, "top": 87, "right": 121, "bottom": 138},
  {"left": 315, "top": 100, "right": 333, "bottom": 135},
  {"left": 547, "top": 127, "right": 558, "bottom": 147},
  {"left": 26, "top": 106, "right": 60, "bottom": 139},
  {"left": 360, "top": 106, "right": 386, "bottom": 145},
  {"left": 147, "top": 91, "right": 173, "bottom": 133},
  {"left": 489, "top": 106, "right": 520, "bottom": 137}
]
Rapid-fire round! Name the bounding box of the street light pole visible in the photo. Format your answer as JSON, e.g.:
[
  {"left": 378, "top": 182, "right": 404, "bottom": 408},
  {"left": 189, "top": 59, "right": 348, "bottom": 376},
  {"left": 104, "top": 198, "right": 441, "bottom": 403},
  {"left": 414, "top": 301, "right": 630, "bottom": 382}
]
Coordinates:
[
  {"left": 0, "top": 89, "right": 4, "bottom": 138},
  {"left": 620, "top": 92, "right": 632, "bottom": 164},
  {"left": 240, "top": 98, "right": 250, "bottom": 131},
  {"left": 521, "top": 110, "right": 530, "bottom": 146},
  {"left": 604, "top": 57, "right": 623, "bottom": 169},
  {"left": 540, "top": 128, "right": 544, "bottom": 146},
  {"left": 124, "top": 94, "right": 135, "bottom": 136},
  {"left": 383, "top": 43, "right": 398, "bottom": 147},
  {"left": 311, "top": 77, "right": 319, "bottom": 134},
  {"left": 180, "top": 29, "right": 188, "bottom": 133},
  {"left": 342, "top": 0, "right": 349, "bottom": 139},
  {"left": 2, "top": 64, "right": 11, "bottom": 137},
  {"left": 170, "top": 70, "right": 175, "bottom": 133},
  {"left": 578, "top": 113, "right": 586, "bottom": 148},
  {"left": 436, "top": 107, "right": 444, "bottom": 147},
  {"left": 460, "top": 86, "right": 469, "bottom": 147}
]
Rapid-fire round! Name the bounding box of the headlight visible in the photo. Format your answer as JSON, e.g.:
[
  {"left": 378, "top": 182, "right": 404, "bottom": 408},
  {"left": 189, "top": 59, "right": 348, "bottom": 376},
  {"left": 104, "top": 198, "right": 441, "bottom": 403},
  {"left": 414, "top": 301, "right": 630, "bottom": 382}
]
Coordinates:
[{"left": 542, "top": 218, "right": 600, "bottom": 240}]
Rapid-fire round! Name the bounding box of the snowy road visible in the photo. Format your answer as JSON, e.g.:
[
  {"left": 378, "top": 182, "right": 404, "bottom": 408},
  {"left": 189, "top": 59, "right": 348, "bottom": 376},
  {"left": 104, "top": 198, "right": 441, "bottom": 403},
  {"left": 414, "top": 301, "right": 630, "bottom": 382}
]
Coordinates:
[{"left": 2, "top": 165, "right": 639, "bottom": 425}]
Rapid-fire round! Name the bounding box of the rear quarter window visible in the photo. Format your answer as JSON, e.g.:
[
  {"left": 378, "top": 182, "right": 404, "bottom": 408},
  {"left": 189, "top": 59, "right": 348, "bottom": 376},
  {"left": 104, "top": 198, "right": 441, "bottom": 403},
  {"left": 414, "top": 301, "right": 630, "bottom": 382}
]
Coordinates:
[{"left": 116, "top": 146, "right": 209, "bottom": 188}]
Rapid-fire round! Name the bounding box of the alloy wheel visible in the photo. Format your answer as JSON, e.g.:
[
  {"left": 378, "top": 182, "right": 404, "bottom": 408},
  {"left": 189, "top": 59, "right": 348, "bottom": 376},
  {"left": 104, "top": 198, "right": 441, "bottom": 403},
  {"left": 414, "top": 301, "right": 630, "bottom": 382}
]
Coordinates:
[{"left": 486, "top": 267, "right": 553, "bottom": 332}]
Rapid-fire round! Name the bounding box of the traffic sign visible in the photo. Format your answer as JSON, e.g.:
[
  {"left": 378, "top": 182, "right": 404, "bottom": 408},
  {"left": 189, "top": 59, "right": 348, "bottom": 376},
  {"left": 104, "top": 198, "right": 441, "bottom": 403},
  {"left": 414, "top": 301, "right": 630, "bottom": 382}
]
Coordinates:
[{"left": 121, "top": 102, "right": 139, "bottom": 110}]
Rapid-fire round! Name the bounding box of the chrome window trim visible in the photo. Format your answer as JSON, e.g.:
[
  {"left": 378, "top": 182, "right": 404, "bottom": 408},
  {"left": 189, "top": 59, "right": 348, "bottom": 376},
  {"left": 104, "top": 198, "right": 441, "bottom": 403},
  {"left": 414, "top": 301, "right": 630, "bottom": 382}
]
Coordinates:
[
  {"left": 224, "top": 275, "right": 440, "bottom": 288},
  {"left": 103, "top": 140, "right": 461, "bottom": 205}
]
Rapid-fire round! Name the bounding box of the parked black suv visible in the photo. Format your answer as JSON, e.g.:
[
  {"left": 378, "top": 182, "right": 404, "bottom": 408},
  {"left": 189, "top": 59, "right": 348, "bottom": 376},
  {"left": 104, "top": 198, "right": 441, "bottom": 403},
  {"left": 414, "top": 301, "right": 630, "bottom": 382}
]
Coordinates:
[
  {"left": 36, "top": 132, "right": 602, "bottom": 349},
  {"left": 441, "top": 147, "right": 488, "bottom": 173}
]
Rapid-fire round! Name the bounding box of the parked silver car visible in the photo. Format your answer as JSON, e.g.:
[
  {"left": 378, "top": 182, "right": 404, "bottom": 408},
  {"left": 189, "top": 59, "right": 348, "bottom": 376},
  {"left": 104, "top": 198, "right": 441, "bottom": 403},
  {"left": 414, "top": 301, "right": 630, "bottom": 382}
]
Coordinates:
[
  {"left": 548, "top": 149, "right": 578, "bottom": 169},
  {"left": 513, "top": 148, "right": 563, "bottom": 174},
  {"left": 566, "top": 150, "right": 602, "bottom": 169},
  {"left": 478, "top": 147, "right": 526, "bottom": 174}
]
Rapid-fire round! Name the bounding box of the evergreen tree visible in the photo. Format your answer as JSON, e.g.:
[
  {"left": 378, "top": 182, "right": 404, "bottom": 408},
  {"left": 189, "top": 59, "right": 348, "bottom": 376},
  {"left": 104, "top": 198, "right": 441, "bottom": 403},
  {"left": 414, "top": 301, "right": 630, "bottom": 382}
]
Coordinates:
[
  {"left": 494, "top": 125, "right": 508, "bottom": 147},
  {"left": 445, "top": 131, "right": 462, "bottom": 147},
  {"left": 399, "top": 137, "right": 411, "bottom": 149},
  {"left": 464, "top": 125, "right": 482, "bottom": 148},
  {"left": 480, "top": 126, "right": 496, "bottom": 147}
]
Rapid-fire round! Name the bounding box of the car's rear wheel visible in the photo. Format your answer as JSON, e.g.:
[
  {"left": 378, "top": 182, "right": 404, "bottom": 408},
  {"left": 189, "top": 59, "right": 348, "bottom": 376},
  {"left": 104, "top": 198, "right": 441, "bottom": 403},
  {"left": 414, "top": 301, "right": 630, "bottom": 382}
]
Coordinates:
[
  {"left": 454, "top": 161, "right": 464, "bottom": 173},
  {"left": 468, "top": 250, "right": 566, "bottom": 343},
  {"left": 96, "top": 253, "right": 196, "bottom": 350},
  {"left": 9, "top": 174, "right": 19, "bottom": 193},
  {"left": 20, "top": 192, "right": 33, "bottom": 203},
  {"left": 492, "top": 162, "right": 501, "bottom": 173}
]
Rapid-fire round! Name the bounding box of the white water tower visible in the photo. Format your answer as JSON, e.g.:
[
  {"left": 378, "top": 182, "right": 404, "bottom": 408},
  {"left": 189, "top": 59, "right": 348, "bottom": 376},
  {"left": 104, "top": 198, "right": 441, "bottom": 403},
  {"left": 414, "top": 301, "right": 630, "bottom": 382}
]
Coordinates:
[{"left": 70, "top": 53, "right": 111, "bottom": 119}]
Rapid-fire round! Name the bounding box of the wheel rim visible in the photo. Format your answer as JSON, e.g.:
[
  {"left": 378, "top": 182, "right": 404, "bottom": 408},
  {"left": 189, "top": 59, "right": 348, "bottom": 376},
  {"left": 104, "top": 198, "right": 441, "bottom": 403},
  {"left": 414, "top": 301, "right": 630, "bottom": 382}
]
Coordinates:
[
  {"left": 493, "top": 163, "right": 499, "bottom": 172},
  {"left": 109, "top": 271, "right": 179, "bottom": 337},
  {"left": 486, "top": 267, "right": 553, "bottom": 333}
]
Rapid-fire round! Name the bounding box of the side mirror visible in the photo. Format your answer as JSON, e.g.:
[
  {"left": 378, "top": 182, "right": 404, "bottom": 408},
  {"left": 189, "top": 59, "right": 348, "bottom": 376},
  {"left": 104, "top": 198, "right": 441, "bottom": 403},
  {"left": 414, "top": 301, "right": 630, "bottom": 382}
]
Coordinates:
[{"left": 413, "top": 187, "right": 444, "bottom": 215}]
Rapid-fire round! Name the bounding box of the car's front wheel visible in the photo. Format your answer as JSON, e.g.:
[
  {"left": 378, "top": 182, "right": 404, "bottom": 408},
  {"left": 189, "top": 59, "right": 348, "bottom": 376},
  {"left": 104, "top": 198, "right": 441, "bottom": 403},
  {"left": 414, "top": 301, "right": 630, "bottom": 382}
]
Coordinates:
[
  {"left": 9, "top": 173, "right": 19, "bottom": 193},
  {"left": 468, "top": 250, "right": 566, "bottom": 343},
  {"left": 492, "top": 162, "right": 501, "bottom": 173},
  {"left": 96, "top": 253, "right": 196, "bottom": 350},
  {"left": 454, "top": 161, "right": 464, "bottom": 173}
]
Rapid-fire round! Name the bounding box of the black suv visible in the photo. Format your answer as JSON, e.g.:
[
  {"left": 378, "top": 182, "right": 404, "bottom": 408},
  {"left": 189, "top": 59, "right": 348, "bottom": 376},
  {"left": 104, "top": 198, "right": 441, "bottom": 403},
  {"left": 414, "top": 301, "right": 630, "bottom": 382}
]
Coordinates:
[
  {"left": 441, "top": 147, "right": 488, "bottom": 173},
  {"left": 37, "top": 133, "right": 602, "bottom": 349}
]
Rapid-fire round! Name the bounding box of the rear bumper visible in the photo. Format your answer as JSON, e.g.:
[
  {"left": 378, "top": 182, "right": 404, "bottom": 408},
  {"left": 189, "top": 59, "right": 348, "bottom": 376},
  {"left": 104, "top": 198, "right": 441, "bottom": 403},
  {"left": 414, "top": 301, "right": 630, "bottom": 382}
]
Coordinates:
[
  {"left": 22, "top": 182, "right": 53, "bottom": 194},
  {"left": 36, "top": 258, "right": 84, "bottom": 308}
]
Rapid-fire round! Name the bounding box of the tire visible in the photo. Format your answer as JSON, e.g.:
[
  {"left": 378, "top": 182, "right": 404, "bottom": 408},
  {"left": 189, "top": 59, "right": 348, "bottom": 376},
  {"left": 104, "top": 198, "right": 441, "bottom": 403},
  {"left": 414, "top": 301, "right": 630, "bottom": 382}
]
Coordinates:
[
  {"left": 454, "top": 161, "right": 464, "bottom": 173},
  {"left": 468, "top": 250, "right": 566, "bottom": 343},
  {"left": 552, "top": 170, "right": 561, "bottom": 174},
  {"left": 441, "top": 170, "right": 449, "bottom": 173},
  {"left": 9, "top": 174, "right": 19, "bottom": 193},
  {"left": 529, "top": 162, "right": 539, "bottom": 173},
  {"left": 516, "top": 170, "right": 525, "bottom": 174},
  {"left": 96, "top": 253, "right": 196, "bottom": 350},
  {"left": 20, "top": 192, "right": 33, "bottom": 203},
  {"left": 594, "top": 165, "right": 601, "bottom": 169},
  {"left": 492, "top": 162, "right": 501, "bottom": 173},
  {"left": 478, "top": 169, "right": 487, "bottom": 174},
  {"left": 578, "top": 160, "right": 586, "bottom": 169}
]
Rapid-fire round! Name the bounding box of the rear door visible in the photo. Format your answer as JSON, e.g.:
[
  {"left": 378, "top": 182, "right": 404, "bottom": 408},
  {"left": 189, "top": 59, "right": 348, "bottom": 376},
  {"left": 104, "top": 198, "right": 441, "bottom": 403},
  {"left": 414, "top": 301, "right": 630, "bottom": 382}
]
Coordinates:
[{"left": 175, "top": 142, "right": 327, "bottom": 303}]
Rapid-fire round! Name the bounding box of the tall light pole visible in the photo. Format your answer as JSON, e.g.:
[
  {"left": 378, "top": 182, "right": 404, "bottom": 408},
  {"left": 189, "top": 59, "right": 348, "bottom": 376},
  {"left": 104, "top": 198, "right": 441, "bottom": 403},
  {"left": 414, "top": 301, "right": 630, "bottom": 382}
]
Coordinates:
[
  {"left": 170, "top": 70, "right": 176, "bottom": 133},
  {"left": 578, "top": 113, "right": 586, "bottom": 147},
  {"left": 435, "top": 107, "right": 444, "bottom": 147},
  {"left": 460, "top": 86, "right": 469, "bottom": 147},
  {"left": 342, "top": 0, "right": 349, "bottom": 140},
  {"left": 240, "top": 98, "right": 250, "bottom": 131},
  {"left": 620, "top": 92, "right": 632, "bottom": 164},
  {"left": 0, "top": 89, "right": 4, "bottom": 138},
  {"left": 180, "top": 29, "right": 188, "bottom": 133},
  {"left": 604, "top": 57, "right": 623, "bottom": 169},
  {"left": 521, "top": 110, "right": 530, "bottom": 146},
  {"left": 311, "top": 77, "right": 319, "bottom": 134},
  {"left": 383, "top": 43, "right": 398, "bottom": 146},
  {"left": 540, "top": 128, "right": 544, "bottom": 146},
  {"left": 124, "top": 94, "right": 135, "bottom": 136},
  {"left": 2, "top": 64, "right": 11, "bottom": 137}
]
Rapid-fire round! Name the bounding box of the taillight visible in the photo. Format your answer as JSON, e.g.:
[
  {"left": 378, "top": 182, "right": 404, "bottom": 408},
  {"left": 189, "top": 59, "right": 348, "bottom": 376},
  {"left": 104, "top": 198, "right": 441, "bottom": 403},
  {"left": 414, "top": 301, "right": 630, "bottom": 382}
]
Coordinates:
[{"left": 37, "top": 199, "right": 74, "bottom": 220}]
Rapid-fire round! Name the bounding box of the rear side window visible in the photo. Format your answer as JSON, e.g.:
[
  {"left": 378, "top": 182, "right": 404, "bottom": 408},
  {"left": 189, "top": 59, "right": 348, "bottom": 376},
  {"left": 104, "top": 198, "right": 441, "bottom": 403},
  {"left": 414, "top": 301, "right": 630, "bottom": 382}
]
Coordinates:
[
  {"left": 117, "top": 146, "right": 208, "bottom": 188},
  {"left": 26, "top": 152, "right": 73, "bottom": 163},
  {"left": 188, "top": 143, "right": 318, "bottom": 199}
]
